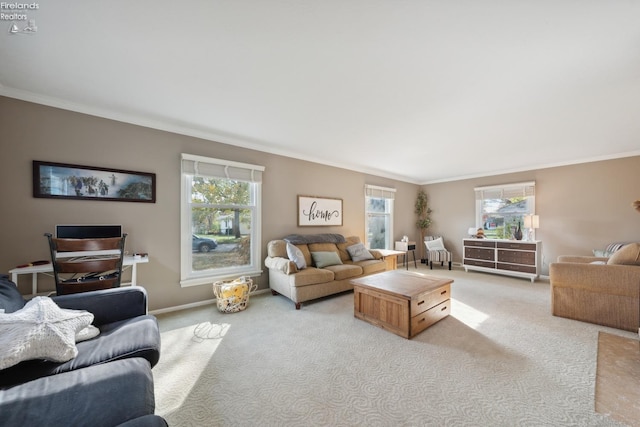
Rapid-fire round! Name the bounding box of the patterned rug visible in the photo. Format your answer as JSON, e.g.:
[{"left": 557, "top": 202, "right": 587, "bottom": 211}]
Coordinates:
[
  {"left": 154, "top": 268, "right": 637, "bottom": 426},
  {"left": 595, "top": 332, "right": 640, "bottom": 425}
]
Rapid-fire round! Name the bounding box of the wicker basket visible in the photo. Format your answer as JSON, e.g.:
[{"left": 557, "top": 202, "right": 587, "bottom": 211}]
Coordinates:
[{"left": 213, "top": 276, "right": 256, "bottom": 313}]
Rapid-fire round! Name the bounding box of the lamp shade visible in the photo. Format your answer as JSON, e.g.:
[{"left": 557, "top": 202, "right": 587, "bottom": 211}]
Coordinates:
[
  {"left": 531, "top": 215, "right": 539, "bottom": 228},
  {"left": 524, "top": 215, "right": 539, "bottom": 229}
]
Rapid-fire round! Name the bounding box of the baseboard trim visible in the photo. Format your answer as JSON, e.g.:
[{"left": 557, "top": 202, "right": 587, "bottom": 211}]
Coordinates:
[{"left": 149, "top": 288, "right": 271, "bottom": 315}]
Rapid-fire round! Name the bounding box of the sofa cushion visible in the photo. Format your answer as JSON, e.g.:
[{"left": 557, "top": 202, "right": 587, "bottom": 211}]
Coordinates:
[
  {"left": 0, "top": 314, "right": 160, "bottom": 387},
  {"left": 346, "top": 243, "right": 375, "bottom": 262},
  {"left": 286, "top": 242, "right": 307, "bottom": 270},
  {"left": 0, "top": 357, "right": 156, "bottom": 426},
  {"left": 323, "top": 264, "right": 363, "bottom": 281},
  {"left": 356, "top": 259, "right": 387, "bottom": 275},
  {"left": 267, "top": 240, "right": 288, "bottom": 258},
  {"left": 0, "top": 297, "right": 93, "bottom": 370},
  {"left": 607, "top": 243, "right": 640, "bottom": 266},
  {"left": 0, "top": 275, "right": 26, "bottom": 314},
  {"left": 311, "top": 251, "right": 343, "bottom": 268},
  {"left": 288, "top": 268, "right": 335, "bottom": 287}
]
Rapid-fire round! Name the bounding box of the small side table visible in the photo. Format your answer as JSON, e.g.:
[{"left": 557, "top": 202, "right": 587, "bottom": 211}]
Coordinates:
[
  {"left": 375, "top": 249, "right": 406, "bottom": 270},
  {"left": 395, "top": 241, "right": 417, "bottom": 269}
]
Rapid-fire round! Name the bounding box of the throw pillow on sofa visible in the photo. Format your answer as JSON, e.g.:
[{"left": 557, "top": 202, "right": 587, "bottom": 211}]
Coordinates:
[
  {"left": 0, "top": 297, "right": 94, "bottom": 370},
  {"left": 607, "top": 243, "right": 640, "bottom": 266},
  {"left": 346, "top": 243, "right": 374, "bottom": 262},
  {"left": 311, "top": 251, "right": 343, "bottom": 268},
  {"left": 286, "top": 242, "right": 307, "bottom": 269}
]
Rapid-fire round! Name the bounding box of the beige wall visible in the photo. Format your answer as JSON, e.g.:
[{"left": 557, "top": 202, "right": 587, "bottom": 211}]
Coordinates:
[
  {"left": 423, "top": 156, "right": 640, "bottom": 274},
  {"left": 2, "top": 96, "right": 639, "bottom": 310},
  {"left": 0, "top": 97, "right": 419, "bottom": 310}
]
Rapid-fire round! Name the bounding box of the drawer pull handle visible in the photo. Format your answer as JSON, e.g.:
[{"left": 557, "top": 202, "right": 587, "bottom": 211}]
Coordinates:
[
  {"left": 441, "top": 306, "right": 447, "bottom": 311},
  {"left": 417, "top": 300, "right": 425, "bottom": 306},
  {"left": 440, "top": 290, "right": 447, "bottom": 295},
  {"left": 418, "top": 317, "right": 425, "bottom": 323}
]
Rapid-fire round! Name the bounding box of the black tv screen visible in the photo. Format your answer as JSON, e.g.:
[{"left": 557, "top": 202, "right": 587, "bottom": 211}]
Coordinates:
[{"left": 55, "top": 224, "right": 122, "bottom": 239}]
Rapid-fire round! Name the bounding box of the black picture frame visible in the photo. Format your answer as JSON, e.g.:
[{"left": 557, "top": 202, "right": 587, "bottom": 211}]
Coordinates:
[{"left": 33, "top": 160, "right": 156, "bottom": 203}]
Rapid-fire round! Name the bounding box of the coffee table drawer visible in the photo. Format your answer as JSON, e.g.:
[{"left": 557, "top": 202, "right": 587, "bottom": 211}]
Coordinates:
[
  {"left": 411, "top": 283, "right": 450, "bottom": 316},
  {"left": 411, "top": 299, "right": 450, "bottom": 337}
]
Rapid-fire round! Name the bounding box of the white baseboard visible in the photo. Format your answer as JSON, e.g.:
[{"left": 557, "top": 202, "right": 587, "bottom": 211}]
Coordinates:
[{"left": 149, "top": 288, "right": 271, "bottom": 315}]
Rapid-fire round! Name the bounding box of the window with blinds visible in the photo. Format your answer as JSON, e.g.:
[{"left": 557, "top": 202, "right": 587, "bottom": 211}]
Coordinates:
[
  {"left": 475, "top": 181, "right": 535, "bottom": 240},
  {"left": 180, "top": 154, "right": 264, "bottom": 287},
  {"left": 365, "top": 184, "right": 395, "bottom": 249}
]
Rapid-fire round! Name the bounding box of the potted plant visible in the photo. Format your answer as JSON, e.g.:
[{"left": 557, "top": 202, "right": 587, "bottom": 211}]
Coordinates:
[{"left": 415, "top": 190, "right": 432, "bottom": 262}]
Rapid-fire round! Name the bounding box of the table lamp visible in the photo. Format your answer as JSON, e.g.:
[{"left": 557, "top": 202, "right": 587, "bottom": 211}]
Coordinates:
[{"left": 524, "top": 215, "right": 539, "bottom": 241}]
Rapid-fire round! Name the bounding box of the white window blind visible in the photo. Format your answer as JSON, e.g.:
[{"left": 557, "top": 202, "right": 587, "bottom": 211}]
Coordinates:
[
  {"left": 181, "top": 153, "right": 264, "bottom": 182},
  {"left": 475, "top": 182, "right": 535, "bottom": 200},
  {"left": 365, "top": 184, "right": 396, "bottom": 199}
]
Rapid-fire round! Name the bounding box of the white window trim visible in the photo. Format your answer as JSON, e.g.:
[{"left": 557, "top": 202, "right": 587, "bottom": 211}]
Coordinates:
[
  {"left": 180, "top": 153, "right": 264, "bottom": 287},
  {"left": 364, "top": 184, "right": 396, "bottom": 249},
  {"left": 474, "top": 181, "right": 536, "bottom": 239}
]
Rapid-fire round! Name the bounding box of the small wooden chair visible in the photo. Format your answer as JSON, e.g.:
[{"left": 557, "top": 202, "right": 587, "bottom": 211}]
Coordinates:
[{"left": 45, "top": 233, "right": 127, "bottom": 295}]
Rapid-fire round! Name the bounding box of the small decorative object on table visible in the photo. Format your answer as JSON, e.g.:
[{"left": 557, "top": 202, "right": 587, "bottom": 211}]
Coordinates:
[
  {"left": 514, "top": 222, "right": 523, "bottom": 240},
  {"left": 213, "top": 276, "right": 257, "bottom": 313}
]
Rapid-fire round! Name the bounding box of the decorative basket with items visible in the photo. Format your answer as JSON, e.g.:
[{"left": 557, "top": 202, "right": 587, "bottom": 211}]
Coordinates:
[{"left": 213, "top": 276, "right": 257, "bottom": 313}]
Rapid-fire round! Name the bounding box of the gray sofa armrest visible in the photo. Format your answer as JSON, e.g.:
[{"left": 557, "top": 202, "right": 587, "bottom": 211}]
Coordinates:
[
  {"left": 52, "top": 286, "right": 148, "bottom": 326},
  {"left": 0, "top": 358, "right": 156, "bottom": 427}
]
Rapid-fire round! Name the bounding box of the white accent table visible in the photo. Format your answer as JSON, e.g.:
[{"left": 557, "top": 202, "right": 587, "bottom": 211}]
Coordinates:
[{"left": 9, "top": 255, "right": 149, "bottom": 296}]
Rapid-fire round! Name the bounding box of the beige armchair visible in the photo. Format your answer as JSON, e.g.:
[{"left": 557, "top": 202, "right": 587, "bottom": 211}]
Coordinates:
[{"left": 549, "top": 244, "right": 640, "bottom": 332}]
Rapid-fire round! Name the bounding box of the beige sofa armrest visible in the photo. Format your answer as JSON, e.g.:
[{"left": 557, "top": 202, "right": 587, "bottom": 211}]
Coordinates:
[
  {"left": 557, "top": 255, "right": 608, "bottom": 264},
  {"left": 265, "top": 256, "right": 297, "bottom": 275},
  {"left": 368, "top": 250, "right": 383, "bottom": 260}
]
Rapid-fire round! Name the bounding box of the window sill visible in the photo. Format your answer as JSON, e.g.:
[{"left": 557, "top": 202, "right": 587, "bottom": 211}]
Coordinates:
[{"left": 180, "top": 270, "right": 263, "bottom": 288}]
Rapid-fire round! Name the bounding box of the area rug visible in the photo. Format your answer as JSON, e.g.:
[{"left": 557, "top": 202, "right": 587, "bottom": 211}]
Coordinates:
[{"left": 595, "top": 331, "right": 640, "bottom": 426}]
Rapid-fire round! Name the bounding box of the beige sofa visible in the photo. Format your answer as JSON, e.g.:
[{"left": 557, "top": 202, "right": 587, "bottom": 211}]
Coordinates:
[
  {"left": 549, "top": 243, "right": 640, "bottom": 332},
  {"left": 265, "top": 234, "right": 386, "bottom": 309}
]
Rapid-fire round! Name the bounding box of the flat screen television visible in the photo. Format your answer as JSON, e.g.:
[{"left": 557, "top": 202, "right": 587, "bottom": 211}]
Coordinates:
[{"left": 55, "top": 224, "right": 122, "bottom": 239}]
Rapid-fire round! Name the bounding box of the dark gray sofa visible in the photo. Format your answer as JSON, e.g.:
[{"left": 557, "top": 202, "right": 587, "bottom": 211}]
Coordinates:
[{"left": 0, "top": 274, "right": 166, "bottom": 427}]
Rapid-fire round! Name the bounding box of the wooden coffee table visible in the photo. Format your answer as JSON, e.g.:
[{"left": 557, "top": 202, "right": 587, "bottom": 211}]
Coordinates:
[{"left": 351, "top": 270, "right": 453, "bottom": 339}]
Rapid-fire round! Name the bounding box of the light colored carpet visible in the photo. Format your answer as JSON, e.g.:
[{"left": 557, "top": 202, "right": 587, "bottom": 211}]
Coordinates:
[
  {"left": 595, "top": 332, "right": 640, "bottom": 425},
  {"left": 154, "top": 268, "right": 637, "bottom": 426}
]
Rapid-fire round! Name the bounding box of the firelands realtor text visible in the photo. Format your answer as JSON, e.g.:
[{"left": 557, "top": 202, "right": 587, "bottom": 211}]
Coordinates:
[{"left": 1, "top": 2, "right": 38, "bottom": 20}]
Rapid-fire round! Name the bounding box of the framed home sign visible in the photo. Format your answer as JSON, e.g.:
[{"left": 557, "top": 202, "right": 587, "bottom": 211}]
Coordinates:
[
  {"left": 298, "top": 195, "right": 343, "bottom": 226},
  {"left": 33, "top": 160, "right": 156, "bottom": 203}
]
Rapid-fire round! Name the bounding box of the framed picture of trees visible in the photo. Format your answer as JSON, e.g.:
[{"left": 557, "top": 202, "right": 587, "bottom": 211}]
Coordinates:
[{"left": 33, "top": 160, "right": 156, "bottom": 203}]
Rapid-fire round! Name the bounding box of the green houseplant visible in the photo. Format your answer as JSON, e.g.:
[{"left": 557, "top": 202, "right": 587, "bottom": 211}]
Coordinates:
[{"left": 415, "top": 190, "right": 432, "bottom": 262}]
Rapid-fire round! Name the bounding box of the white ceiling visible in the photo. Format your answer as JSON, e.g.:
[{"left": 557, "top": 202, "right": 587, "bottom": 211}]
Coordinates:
[{"left": 2, "top": 1, "right": 639, "bottom": 184}]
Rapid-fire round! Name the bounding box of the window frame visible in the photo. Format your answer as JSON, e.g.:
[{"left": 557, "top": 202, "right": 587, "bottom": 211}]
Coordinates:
[
  {"left": 474, "top": 181, "right": 536, "bottom": 240},
  {"left": 364, "top": 184, "right": 396, "bottom": 249},
  {"left": 180, "top": 153, "right": 264, "bottom": 287}
]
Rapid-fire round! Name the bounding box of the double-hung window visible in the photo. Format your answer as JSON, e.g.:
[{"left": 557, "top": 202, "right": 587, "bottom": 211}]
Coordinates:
[
  {"left": 180, "top": 154, "right": 264, "bottom": 287},
  {"left": 364, "top": 184, "right": 395, "bottom": 249},
  {"left": 475, "top": 181, "right": 535, "bottom": 239}
]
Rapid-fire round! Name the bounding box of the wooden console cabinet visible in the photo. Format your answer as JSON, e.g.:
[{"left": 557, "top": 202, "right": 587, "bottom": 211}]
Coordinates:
[{"left": 463, "top": 239, "right": 541, "bottom": 282}]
